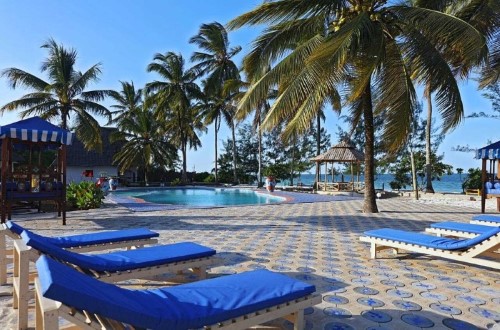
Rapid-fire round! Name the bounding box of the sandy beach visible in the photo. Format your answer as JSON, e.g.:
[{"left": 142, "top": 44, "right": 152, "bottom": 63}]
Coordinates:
[{"left": 0, "top": 192, "right": 499, "bottom": 329}]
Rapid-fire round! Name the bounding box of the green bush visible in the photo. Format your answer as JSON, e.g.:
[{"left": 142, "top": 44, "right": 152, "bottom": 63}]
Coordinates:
[
  {"left": 66, "top": 181, "right": 105, "bottom": 210},
  {"left": 170, "top": 178, "right": 181, "bottom": 186},
  {"left": 462, "top": 168, "right": 482, "bottom": 190},
  {"left": 203, "top": 174, "right": 215, "bottom": 183}
]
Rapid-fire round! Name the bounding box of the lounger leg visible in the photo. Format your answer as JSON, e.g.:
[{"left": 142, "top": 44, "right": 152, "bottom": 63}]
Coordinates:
[
  {"left": 370, "top": 243, "right": 378, "bottom": 259},
  {"left": 14, "top": 241, "right": 31, "bottom": 330},
  {"left": 293, "top": 310, "right": 304, "bottom": 330},
  {"left": 35, "top": 280, "right": 59, "bottom": 330},
  {"left": 0, "top": 233, "right": 6, "bottom": 285}
]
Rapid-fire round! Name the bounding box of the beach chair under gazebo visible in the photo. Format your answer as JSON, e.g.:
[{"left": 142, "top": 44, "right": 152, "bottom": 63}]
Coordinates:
[{"left": 311, "top": 140, "right": 364, "bottom": 192}]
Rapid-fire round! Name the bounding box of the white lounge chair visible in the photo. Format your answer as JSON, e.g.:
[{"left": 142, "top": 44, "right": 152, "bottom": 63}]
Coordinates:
[
  {"left": 425, "top": 221, "right": 499, "bottom": 238},
  {"left": 34, "top": 255, "right": 321, "bottom": 330},
  {"left": 1, "top": 221, "right": 159, "bottom": 285},
  {"left": 13, "top": 230, "right": 216, "bottom": 329},
  {"left": 360, "top": 227, "right": 500, "bottom": 270},
  {"left": 470, "top": 215, "right": 500, "bottom": 226}
]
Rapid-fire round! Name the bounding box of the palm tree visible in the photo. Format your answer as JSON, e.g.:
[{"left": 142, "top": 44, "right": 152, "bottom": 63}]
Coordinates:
[
  {"left": 1, "top": 38, "right": 112, "bottom": 150},
  {"left": 190, "top": 22, "right": 242, "bottom": 183},
  {"left": 110, "top": 103, "right": 177, "bottom": 185},
  {"left": 146, "top": 52, "right": 205, "bottom": 183},
  {"left": 229, "top": 0, "right": 486, "bottom": 212},
  {"left": 108, "top": 81, "right": 143, "bottom": 126},
  {"left": 415, "top": 0, "right": 500, "bottom": 193}
]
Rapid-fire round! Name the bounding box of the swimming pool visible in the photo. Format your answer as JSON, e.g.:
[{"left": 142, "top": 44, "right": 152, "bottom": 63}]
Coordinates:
[{"left": 112, "top": 187, "right": 285, "bottom": 207}]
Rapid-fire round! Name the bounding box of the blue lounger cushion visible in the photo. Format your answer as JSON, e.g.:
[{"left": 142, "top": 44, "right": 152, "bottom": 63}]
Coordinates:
[
  {"left": 430, "top": 221, "right": 498, "bottom": 234},
  {"left": 6, "top": 221, "right": 159, "bottom": 247},
  {"left": 364, "top": 227, "right": 500, "bottom": 251},
  {"left": 21, "top": 231, "right": 216, "bottom": 272},
  {"left": 472, "top": 215, "right": 500, "bottom": 224},
  {"left": 37, "top": 256, "right": 316, "bottom": 330}
]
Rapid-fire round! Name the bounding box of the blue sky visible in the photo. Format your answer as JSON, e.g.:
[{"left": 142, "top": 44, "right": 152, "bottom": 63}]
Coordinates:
[{"left": 0, "top": 0, "right": 497, "bottom": 173}]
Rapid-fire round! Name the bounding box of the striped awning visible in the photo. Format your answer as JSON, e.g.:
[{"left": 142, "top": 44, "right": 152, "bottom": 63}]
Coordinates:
[
  {"left": 0, "top": 116, "right": 73, "bottom": 145},
  {"left": 476, "top": 140, "right": 500, "bottom": 159}
]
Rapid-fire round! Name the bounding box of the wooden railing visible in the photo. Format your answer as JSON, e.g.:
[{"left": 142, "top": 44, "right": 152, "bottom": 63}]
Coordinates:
[{"left": 316, "top": 181, "right": 364, "bottom": 192}]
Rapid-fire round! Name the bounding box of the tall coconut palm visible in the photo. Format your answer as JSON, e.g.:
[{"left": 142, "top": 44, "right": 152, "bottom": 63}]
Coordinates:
[
  {"left": 229, "top": 0, "right": 486, "bottom": 212},
  {"left": 1, "top": 38, "right": 112, "bottom": 150},
  {"left": 110, "top": 103, "right": 177, "bottom": 185},
  {"left": 415, "top": 0, "right": 500, "bottom": 193},
  {"left": 226, "top": 76, "right": 272, "bottom": 186},
  {"left": 190, "top": 22, "right": 242, "bottom": 183},
  {"left": 146, "top": 52, "right": 205, "bottom": 182},
  {"left": 108, "top": 81, "right": 143, "bottom": 126}
]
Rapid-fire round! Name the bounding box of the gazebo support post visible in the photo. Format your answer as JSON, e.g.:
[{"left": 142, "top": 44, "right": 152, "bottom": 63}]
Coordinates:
[
  {"left": 481, "top": 158, "right": 487, "bottom": 213},
  {"left": 324, "top": 162, "right": 327, "bottom": 191},
  {"left": 1, "top": 138, "right": 8, "bottom": 223}
]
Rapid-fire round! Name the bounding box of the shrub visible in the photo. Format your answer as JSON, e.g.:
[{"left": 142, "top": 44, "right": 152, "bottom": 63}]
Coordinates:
[
  {"left": 203, "top": 174, "right": 215, "bottom": 183},
  {"left": 462, "top": 168, "right": 482, "bottom": 190},
  {"left": 66, "top": 181, "right": 105, "bottom": 210},
  {"left": 170, "top": 178, "right": 181, "bottom": 186}
]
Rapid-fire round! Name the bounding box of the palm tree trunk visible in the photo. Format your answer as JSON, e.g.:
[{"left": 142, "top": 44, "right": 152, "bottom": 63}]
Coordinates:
[
  {"left": 182, "top": 143, "right": 188, "bottom": 183},
  {"left": 61, "top": 109, "right": 68, "bottom": 130},
  {"left": 231, "top": 119, "right": 238, "bottom": 183},
  {"left": 425, "top": 85, "right": 434, "bottom": 193},
  {"left": 362, "top": 84, "right": 378, "bottom": 213},
  {"left": 290, "top": 137, "right": 295, "bottom": 186},
  {"left": 214, "top": 117, "right": 218, "bottom": 184},
  {"left": 315, "top": 113, "right": 321, "bottom": 188},
  {"left": 410, "top": 149, "right": 419, "bottom": 200},
  {"left": 258, "top": 126, "right": 262, "bottom": 187}
]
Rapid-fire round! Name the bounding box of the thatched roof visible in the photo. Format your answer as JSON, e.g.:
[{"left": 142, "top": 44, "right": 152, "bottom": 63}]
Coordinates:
[{"left": 311, "top": 140, "right": 364, "bottom": 162}]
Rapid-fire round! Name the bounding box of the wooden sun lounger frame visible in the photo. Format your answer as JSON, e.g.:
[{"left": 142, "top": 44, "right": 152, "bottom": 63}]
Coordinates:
[
  {"left": 424, "top": 227, "right": 479, "bottom": 238},
  {"left": 359, "top": 233, "right": 500, "bottom": 270},
  {"left": 470, "top": 219, "right": 500, "bottom": 226},
  {"left": 13, "top": 239, "right": 214, "bottom": 330},
  {"left": 34, "top": 278, "right": 321, "bottom": 330},
  {"left": 0, "top": 225, "right": 158, "bottom": 285}
]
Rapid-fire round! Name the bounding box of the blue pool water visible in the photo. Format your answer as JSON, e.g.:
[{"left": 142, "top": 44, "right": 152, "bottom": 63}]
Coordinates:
[{"left": 113, "top": 187, "right": 285, "bottom": 206}]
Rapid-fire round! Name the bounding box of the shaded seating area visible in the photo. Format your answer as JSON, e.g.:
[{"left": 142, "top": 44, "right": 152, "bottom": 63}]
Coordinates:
[
  {"left": 311, "top": 141, "right": 364, "bottom": 193},
  {"left": 35, "top": 255, "right": 320, "bottom": 329},
  {"left": 476, "top": 140, "right": 500, "bottom": 213},
  {"left": 360, "top": 227, "right": 500, "bottom": 269},
  {"left": 0, "top": 117, "right": 73, "bottom": 224}
]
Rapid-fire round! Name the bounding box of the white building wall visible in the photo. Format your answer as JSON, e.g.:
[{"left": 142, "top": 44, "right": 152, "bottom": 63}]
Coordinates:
[{"left": 67, "top": 166, "right": 118, "bottom": 183}]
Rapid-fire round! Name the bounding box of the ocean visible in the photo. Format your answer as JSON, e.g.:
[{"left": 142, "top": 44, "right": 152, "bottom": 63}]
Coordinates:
[{"left": 284, "top": 173, "right": 466, "bottom": 193}]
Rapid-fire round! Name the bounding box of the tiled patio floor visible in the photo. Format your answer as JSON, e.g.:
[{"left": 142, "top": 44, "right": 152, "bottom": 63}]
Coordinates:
[{"left": 1, "top": 194, "right": 498, "bottom": 329}]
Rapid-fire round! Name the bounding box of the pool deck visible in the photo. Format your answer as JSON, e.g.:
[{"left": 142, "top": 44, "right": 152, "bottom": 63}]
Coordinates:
[{"left": 1, "top": 193, "right": 499, "bottom": 329}]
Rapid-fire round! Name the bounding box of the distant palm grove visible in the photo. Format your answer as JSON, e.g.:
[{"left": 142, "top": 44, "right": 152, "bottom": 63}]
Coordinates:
[{"left": 1, "top": 0, "right": 499, "bottom": 213}]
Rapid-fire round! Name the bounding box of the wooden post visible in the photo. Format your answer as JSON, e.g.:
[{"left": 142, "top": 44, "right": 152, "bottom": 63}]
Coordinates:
[
  {"left": 1, "top": 138, "right": 8, "bottom": 223},
  {"left": 481, "top": 158, "right": 487, "bottom": 213},
  {"left": 60, "top": 145, "right": 67, "bottom": 225}
]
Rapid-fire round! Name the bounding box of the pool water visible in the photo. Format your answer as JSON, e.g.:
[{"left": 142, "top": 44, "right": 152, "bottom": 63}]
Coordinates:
[{"left": 113, "top": 187, "right": 284, "bottom": 206}]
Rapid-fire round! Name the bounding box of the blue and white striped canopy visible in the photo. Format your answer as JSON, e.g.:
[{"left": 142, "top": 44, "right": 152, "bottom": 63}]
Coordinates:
[
  {"left": 0, "top": 116, "right": 73, "bottom": 145},
  {"left": 475, "top": 140, "right": 500, "bottom": 159}
]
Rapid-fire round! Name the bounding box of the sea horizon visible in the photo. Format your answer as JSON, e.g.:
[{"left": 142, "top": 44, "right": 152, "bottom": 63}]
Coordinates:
[{"left": 280, "top": 173, "right": 466, "bottom": 193}]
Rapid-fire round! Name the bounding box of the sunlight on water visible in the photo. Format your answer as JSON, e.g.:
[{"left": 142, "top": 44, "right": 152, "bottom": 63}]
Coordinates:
[{"left": 114, "top": 188, "right": 284, "bottom": 206}]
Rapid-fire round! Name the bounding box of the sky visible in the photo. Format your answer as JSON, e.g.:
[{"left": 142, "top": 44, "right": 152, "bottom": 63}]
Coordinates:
[{"left": 0, "top": 0, "right": 497, "bottom": 173}]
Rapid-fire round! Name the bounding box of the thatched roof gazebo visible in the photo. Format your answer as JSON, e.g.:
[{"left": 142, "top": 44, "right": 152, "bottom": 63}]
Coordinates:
[{"left": 311, "top": 141, "right": 365, "bottom": 192}]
